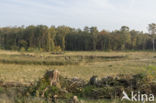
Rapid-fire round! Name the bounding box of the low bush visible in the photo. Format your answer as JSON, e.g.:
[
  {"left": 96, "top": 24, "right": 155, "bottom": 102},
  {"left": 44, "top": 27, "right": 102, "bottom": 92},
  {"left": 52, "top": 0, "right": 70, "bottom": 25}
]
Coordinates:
[{"left": 23, "top": 70, "right": 156, "bottom": 102}]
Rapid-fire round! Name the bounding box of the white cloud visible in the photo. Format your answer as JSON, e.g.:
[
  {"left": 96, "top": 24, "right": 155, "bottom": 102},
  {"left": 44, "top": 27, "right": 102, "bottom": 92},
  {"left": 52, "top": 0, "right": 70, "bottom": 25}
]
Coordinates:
[{"left": 0, "top": 0, "right": 156, "bottom": 32}]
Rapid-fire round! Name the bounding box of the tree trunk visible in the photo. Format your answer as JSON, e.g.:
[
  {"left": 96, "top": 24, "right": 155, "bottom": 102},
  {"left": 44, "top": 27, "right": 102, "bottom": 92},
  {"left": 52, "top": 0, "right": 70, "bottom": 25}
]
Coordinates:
[{"left": 153, "top": 39, "right": 155, "bottom": 51}]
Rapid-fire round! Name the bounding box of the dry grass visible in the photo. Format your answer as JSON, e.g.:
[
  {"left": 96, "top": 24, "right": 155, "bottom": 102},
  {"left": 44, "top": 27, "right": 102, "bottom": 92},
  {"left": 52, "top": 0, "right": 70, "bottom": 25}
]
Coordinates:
[
  {"left": 0, "top": 50, "right": 156, "bottom": 103},
  {"left": 0, "top": 50, "right": 155, "bottom": 84}
]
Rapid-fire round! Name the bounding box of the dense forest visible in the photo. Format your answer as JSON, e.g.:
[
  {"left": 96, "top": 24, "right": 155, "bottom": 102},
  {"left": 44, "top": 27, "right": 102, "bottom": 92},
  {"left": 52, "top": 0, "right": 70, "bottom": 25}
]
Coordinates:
[{"left": 0, "top": 24, "right": 156, "bottom": 51}]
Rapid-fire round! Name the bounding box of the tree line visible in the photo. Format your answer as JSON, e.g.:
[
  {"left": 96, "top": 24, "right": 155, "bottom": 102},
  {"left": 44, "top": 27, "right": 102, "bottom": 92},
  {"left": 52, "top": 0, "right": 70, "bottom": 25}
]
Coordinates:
[{"left": 0, "top": 24, "right": 156, "bottom": 51}]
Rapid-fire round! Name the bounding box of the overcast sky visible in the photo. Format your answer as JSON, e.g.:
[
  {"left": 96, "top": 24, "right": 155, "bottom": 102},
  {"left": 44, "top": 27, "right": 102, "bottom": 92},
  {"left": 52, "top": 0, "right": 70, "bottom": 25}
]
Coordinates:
[{"left": 0, "top": 0, "right": 155, "bottom": 32}]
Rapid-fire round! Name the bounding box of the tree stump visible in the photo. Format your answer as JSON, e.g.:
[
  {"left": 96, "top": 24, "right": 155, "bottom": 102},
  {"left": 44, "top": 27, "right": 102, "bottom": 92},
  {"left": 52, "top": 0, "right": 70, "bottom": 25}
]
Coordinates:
[
  {"left": 73, "top": 96, "right": 79, "bottom": 103},
  {"left": 44, "top": 70, "right": 60, "bottom": 87},
  {"left": 89, "top": 76, "right": 99, "bottom": 85},
  {"left": 42, "top": 70, "right": 60, "bottom": 97},
  {"left": 69, "top": 96, "right": 80, "bottom": 103}
]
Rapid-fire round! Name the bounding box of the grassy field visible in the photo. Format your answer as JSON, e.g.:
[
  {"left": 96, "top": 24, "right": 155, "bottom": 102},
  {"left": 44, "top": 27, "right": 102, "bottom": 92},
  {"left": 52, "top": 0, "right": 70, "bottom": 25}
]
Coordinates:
[{"left": 0, "top": 50, "right": 156, "bottom": 103}]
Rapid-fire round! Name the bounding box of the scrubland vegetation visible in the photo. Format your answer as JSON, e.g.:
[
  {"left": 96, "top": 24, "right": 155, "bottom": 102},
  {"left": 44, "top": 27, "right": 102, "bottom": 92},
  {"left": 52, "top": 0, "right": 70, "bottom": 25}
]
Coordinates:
[{"left": 0, "top": 50, "right": 155, "bottom": 102}]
